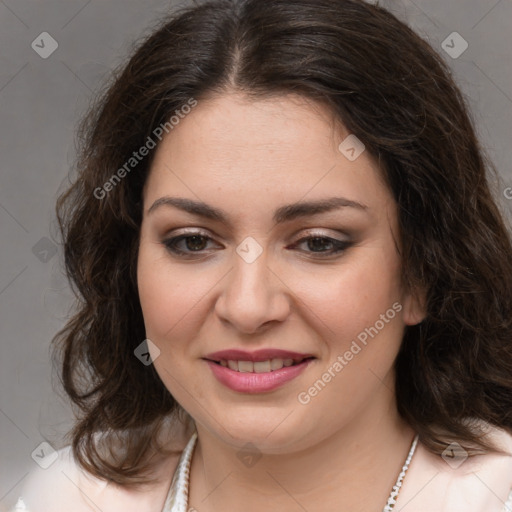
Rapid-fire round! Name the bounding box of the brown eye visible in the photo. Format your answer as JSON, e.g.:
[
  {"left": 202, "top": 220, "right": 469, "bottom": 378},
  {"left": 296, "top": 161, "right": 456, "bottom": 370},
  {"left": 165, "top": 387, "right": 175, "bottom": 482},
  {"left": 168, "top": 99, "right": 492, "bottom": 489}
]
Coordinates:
[
  {"left": 291, "top": 236, "right": 352, "bottom": 257},
  {"left": 183, "top": 235, "right": 208, "bottom": 251},
  {"left": 163, "top": 233, "right": 218, "bottom": 256},
  {"left": 306, "top": 237, "right": 335, "bottom": 252}
]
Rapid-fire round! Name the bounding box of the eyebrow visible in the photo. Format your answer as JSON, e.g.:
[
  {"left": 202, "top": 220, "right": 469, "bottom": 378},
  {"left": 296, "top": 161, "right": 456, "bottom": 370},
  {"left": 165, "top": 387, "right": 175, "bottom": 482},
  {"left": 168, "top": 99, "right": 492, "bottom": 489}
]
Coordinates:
[{"left": 147, "top": 196, "right": 368, "bottom": 224}]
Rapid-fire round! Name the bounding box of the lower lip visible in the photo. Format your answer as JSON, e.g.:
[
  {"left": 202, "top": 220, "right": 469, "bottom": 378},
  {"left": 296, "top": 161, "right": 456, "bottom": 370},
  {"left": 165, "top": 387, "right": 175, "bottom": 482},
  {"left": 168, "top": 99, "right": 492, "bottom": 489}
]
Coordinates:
[{"left": 205, "top": 359, "right": 314, "bottom": 393}]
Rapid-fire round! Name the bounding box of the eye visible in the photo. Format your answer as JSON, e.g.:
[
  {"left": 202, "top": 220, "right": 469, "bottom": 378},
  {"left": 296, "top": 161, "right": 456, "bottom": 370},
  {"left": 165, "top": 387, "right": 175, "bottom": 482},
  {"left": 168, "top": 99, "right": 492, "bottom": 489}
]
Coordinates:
[
  {"left": 162, "top": 232, "right": 220, "bottom": 257},
  {"left": 290, "top": 235, "right": 352, "bottom": 257},
  {"left": 162, "top": 231, "right": 352, "bottom": 259}
]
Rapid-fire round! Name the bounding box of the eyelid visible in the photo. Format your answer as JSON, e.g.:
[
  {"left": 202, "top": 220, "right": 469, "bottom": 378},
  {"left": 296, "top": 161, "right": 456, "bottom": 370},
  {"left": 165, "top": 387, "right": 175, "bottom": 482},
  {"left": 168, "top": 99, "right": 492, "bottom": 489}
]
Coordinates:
[
  {"left": 165, "top": 227, "right": 217, "bottom": 239},
  {"left": 161, "top": 227, "right": 353, "bottom": 259},
  {"left": 164, "top": 227, "right": 350, "bottom": 244},
  {"left": 289, "top": 234, "right": 352, "bottom": 256},
  {"left": 292, "top": 227, "right": 351, "bottom": 241}
]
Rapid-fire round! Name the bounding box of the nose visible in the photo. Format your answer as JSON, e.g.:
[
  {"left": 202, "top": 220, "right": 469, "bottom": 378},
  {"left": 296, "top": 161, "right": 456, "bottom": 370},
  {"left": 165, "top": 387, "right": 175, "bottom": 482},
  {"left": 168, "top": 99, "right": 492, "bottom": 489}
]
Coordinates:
[{"left": 214, "top": 246, "right": 291, "bottom": 335}]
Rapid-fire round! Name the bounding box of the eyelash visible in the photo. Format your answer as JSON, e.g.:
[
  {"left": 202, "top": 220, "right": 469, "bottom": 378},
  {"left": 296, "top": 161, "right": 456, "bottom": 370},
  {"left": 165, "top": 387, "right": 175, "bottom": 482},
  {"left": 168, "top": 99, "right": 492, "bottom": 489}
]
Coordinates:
[{"left": 162, "top": 231, "right": 352, "bottom": 258}]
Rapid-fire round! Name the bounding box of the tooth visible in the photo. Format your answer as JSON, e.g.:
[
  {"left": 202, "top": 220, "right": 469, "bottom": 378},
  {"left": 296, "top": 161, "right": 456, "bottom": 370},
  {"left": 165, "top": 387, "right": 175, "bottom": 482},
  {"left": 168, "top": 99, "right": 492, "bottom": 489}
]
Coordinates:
[
  {"left": 223, "top": 359, "right": 295, "bottom": 373},
  {"left": 238, "top": 361, "right": 254, "bottom": 373},
  {"left": 253, "top": 360, "right": 271, "bottom": 373},
  {"left": 227, "top": 360, "right": 239, "bottom": 371},
  {"left": 270, "top": 359, "right": 284, "bottom": 371}
]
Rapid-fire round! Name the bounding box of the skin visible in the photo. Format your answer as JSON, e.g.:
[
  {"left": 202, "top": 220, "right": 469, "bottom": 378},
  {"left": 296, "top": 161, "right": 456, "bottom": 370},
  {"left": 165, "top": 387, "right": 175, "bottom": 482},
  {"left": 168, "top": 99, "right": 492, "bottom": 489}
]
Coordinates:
[{"left": 137, "top": 91, "right": 426, "bottom": 512}]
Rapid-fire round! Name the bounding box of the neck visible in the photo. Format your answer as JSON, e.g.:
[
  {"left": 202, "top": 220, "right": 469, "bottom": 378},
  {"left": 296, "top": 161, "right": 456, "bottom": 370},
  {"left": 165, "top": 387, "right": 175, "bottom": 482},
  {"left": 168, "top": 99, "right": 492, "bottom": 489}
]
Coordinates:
[{"left": 188, "top": 384, "right": 415, "bottom": 512}]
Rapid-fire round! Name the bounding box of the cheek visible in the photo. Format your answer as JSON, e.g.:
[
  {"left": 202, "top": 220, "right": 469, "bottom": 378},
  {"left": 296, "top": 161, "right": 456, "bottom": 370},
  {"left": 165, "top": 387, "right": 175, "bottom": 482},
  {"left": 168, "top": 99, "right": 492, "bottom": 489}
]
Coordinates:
[
  {"left": 291, "top": 259, "right": 405, "bottom": 427},
  {"left": 137, "top": 243, "right": 193, "bottom": 339},
  {"left": 136, "top": 241, "right": 224, "bottom": 352},
  {"left": 287, "top": 251, "right": 402, "bottom": 342},
  {"left": 136, "top": 243, "right": 215, "bottom": 400}
]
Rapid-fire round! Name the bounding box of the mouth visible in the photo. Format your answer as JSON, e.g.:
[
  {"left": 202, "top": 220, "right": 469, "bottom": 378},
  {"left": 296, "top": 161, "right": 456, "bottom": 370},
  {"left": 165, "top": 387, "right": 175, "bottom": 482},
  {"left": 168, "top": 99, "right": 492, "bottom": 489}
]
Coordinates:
[
  {"left": 203, "top": 356, "right": 316, "bottom": 373},
  {"left": 204, "top": 356, "right": 316, "bottom": 394}
]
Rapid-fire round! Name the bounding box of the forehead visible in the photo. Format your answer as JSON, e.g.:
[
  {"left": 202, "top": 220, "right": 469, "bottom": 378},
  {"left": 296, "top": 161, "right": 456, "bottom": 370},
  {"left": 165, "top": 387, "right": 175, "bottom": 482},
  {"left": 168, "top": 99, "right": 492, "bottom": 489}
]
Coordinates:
[
  {"left": 153, "top": 92, "right": 344, "bottom": 164},
  {"left": 143, "top": 92, "right": 392, "bottom": 218}
]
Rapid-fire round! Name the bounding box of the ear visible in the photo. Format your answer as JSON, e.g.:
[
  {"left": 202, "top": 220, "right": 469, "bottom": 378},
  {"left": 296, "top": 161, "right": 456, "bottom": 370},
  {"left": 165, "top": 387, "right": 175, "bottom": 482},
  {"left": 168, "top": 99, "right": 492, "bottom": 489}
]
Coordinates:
[{"left": 402, "top": 287, "right": 427, "bottom": 326}]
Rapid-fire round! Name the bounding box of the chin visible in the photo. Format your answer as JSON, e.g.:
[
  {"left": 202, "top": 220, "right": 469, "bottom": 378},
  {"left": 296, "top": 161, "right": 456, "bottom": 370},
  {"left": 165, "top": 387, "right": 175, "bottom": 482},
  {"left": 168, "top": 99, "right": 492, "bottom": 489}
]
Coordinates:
[{"left": 208, "top": 419, "right": 305, "bottom": 452}]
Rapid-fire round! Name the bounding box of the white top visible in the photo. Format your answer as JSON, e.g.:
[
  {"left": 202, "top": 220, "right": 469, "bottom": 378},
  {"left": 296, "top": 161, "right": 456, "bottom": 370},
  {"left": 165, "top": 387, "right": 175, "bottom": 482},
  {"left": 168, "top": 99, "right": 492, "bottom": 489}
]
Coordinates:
[
  {"left": 160, "top": 431, "right": 512, "bottom": 512},
  {"left": 161, "top": 431, "right": 197, "bottom": 512},
  {"left": 12, "top": 425, "right": 512, "bottom": 512}
]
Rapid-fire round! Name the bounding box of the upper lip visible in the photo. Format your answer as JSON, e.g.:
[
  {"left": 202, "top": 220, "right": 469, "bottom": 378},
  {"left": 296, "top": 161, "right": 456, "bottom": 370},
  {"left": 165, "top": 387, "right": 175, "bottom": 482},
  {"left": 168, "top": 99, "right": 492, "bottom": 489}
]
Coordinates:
[{"left": 203, "top": 349, "right": 315, "bottom": 363}]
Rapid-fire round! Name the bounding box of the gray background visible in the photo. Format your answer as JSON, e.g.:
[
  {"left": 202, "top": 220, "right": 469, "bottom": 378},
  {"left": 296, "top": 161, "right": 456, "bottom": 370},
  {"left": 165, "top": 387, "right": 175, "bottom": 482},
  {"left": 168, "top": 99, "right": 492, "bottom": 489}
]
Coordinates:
[{"left": 0, "top": 0, "right": 511, "bottom": 509}]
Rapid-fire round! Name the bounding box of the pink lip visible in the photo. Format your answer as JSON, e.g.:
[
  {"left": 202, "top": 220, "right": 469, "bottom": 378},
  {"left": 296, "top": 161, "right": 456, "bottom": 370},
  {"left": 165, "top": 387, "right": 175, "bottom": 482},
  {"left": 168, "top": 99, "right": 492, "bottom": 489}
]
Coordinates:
[
  {"left": 205, "top": 358, "right": 315, "bottom": 394},
  {"left": 203, "top": 349, "right": 315, "bottom": 363}
]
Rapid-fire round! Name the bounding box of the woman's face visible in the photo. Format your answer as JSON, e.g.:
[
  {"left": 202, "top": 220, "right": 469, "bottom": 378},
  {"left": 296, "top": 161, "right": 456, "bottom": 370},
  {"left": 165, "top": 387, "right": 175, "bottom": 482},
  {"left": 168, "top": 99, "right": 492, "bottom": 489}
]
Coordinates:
[{"left": 137, "top": 92, "right": 425, "bottom": 452}]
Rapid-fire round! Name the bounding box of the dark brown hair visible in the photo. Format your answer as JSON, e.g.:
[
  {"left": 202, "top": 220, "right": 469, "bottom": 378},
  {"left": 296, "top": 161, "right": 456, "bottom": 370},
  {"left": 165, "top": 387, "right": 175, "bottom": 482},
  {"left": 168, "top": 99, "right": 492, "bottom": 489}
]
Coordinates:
[{"left": 54, "top": 0, "right": 512, "bottom": 487}]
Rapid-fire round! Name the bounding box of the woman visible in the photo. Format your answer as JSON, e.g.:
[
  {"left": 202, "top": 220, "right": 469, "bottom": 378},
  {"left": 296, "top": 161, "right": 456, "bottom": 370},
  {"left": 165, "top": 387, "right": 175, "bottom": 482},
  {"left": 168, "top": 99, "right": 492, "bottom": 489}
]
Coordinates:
[{"left": 17, "top": 0, "right": 512, "bottom": 510}]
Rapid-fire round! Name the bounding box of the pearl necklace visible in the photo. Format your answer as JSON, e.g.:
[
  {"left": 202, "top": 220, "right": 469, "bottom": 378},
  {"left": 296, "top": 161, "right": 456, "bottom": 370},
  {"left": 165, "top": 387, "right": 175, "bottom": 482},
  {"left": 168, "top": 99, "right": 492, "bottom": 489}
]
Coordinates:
[
  {"left": 383, "top": 433, "right": 419, "bottom": 511},
  {"left": 162, "top": 432, "right": 420, "bottom": 512}
]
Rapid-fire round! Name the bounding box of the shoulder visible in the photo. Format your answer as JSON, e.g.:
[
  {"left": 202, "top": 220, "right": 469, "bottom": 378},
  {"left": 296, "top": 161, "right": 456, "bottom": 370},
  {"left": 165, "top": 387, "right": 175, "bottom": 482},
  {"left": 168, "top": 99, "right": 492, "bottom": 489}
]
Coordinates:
[
  {"left": 16, "top": 436, "right": 189, "bottom": 512},
  {"left": 397, "top": 423, "right": 512, "bottom": 512},
  {"left": 16, "top": 444, "right": 106, "bottom": 512}
]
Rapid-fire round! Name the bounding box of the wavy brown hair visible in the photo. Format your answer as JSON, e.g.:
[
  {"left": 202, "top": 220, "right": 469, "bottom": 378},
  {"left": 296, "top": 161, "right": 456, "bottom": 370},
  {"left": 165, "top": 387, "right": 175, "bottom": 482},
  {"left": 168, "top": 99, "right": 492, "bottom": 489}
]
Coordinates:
[{"left": 53, "top": 0, "right": 512, "bottom": 488}]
